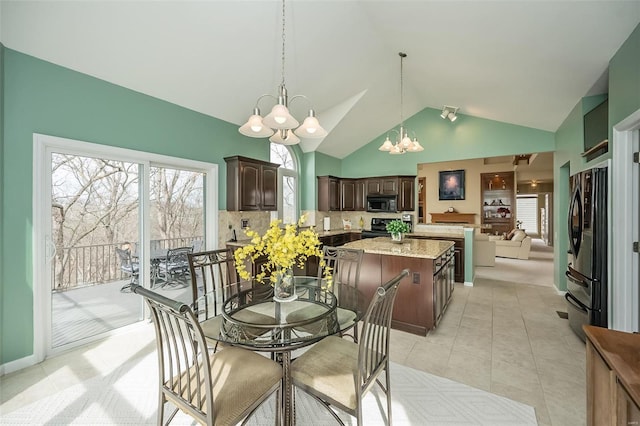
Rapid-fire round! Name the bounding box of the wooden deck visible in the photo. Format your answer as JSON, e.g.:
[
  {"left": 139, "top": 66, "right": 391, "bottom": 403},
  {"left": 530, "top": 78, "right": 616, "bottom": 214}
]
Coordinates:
[{"left": 52, "top": 278, "right": 192, "bottom": 348}]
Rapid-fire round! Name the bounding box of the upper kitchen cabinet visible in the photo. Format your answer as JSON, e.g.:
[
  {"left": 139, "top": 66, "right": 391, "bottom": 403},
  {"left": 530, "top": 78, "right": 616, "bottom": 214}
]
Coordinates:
[
  {"left": 225, "top": 156, "right": 279, "bottom": 211},
  {"left": 366, "top": 177, "right": 399, "bottom": 196},
  {"left": 354, "top": 179, "right": 367, "bottom": 211},
  {"left": 340, "top": 179, "right": 356, "bottom": 211},
  {"left": 317, "top": 176, "right": 341, "bottom": 211},
  {"left": 398, "top": 176, "right": 416, "bottom": 211},
  {"left": 480, "top": 171, "right": 515, "bottom": 235}
]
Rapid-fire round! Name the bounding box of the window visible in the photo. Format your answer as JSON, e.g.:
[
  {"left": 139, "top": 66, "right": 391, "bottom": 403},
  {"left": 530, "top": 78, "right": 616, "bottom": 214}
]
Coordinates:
[
  {"left": 516, "top": 195, "right": 538, "bottom": 235},
  {"left": 270, "top": 144, "right": 298, "bottom": 224}
]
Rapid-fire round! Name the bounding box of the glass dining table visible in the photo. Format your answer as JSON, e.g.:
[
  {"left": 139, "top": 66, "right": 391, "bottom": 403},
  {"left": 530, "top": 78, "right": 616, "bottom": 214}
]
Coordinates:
[{"left": 197, "top": 276, "right": 366, "bottom": 426}]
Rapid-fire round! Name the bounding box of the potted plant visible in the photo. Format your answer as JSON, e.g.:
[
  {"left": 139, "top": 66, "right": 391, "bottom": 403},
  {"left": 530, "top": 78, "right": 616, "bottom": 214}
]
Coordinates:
[{"left": 386, "top": 219, "right": 410, "bottom": 242}]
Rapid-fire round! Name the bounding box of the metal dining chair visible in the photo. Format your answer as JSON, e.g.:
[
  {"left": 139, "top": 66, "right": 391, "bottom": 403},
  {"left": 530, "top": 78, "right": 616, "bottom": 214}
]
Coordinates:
[
  {"left": 131, "top": 284, "right": 282, "bottom": 426},
  {"left": 116, "top": 247, "right": 139, "bottom": 292},
  {"left": 188, "top": 249, "right": 273, "bottom": 351},
  {"left": 158, "top": 246, "right": 193, "bottom": 285},
  {"left": 318, "top": 246, "right": 364, "bottom": 341},
  {"left": 290, "top": 269, "right": 409, "bottom": 426}
]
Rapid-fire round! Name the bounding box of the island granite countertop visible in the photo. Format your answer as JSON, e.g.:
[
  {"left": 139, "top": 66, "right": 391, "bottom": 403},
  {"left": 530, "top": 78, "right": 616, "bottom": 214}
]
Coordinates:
[{"left": 342, "top": 237, "right": 454, "bottom": 259}]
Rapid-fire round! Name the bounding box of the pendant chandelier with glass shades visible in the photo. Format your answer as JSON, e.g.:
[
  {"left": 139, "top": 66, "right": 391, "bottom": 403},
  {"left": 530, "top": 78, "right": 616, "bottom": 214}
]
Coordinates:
[
  {"left": 238, "top": 0, "right": 326, "bottom": 145},
  {"left": 379, "top": 52, "right": 423, "bottom": 155}
]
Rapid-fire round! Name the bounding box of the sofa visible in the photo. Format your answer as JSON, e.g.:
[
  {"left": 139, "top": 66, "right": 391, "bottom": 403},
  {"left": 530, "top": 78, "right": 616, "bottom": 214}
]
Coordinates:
[{"left": 489, "top": 230, "right": 532, "bottom": 260}]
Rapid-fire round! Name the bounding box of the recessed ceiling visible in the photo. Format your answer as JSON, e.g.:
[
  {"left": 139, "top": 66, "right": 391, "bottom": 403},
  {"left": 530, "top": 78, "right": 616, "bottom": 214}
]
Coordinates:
[{"left": 2, "top": 1, "right": 638, "bottom": 158}]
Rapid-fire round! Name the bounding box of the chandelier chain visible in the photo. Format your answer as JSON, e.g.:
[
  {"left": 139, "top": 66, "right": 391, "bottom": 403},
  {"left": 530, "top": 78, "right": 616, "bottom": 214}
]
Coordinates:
[
  {"left": 281, "top": 0, "right": 286, "bottom": 87},
  {"left": 400, "top": 52, "right": 404, "bottom": 126}
]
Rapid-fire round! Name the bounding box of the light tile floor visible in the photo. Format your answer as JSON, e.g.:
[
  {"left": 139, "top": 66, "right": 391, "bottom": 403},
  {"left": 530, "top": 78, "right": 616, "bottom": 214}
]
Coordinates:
[
  {"left": 1, "top": 270, "right": 583, "bottom": 425},
  {"left": 390, "top": 277, "right": 585, "bottom": 426}
]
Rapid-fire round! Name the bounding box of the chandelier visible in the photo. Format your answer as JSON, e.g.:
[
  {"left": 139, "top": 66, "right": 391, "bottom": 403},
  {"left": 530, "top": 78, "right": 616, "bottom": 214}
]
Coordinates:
[
  {"left": 379, "top": 52, "right": 423, "bottom": 154},
  {"left": 239, "top": 0, "right": 326, "bottom": 145}
]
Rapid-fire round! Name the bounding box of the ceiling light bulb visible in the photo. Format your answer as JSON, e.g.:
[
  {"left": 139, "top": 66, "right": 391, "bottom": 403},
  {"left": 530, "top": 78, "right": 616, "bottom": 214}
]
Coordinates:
[
  {"left": 401, "top": 134, "right": 412, "bottom": 148},
  {"left": 379, "top": 137, "right": 394, "bottom": 151},
  {"left": 440, "top": 109, "right": 448, "bottom": 119},
  {"left": 302, "top": 116, "right": 318, "bottom": 133},
  {"left": 249, "top": 115, "right": 264, "bottom": 132},
  {"left": 272, "top": 105, "right": 288, "bottom": 124},
  {"left": 448, "top": 112, "right": 457, "bottom": 122}
]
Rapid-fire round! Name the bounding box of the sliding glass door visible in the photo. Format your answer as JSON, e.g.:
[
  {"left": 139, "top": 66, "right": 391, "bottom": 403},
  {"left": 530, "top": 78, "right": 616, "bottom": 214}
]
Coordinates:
[{"left": 34, "top": 134, "right": 217, "bottom": 357}]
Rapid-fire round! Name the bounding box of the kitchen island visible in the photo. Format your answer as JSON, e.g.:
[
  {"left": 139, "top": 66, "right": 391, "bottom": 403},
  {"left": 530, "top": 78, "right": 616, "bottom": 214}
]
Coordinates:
[{"left": 342, "top": 237, "right": 455, "bottom": 335}]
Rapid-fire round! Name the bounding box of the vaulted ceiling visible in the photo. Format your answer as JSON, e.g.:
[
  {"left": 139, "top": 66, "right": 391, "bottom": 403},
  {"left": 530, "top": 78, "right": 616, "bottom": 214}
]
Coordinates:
[{"left": 2, "top": 1, "right": 639, "bottom": 158}]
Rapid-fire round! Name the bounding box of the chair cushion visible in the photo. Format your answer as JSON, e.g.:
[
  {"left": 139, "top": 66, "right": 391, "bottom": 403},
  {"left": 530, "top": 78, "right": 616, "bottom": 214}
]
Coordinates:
[
  {"left": 506, "top": 228, "right": 517, "bottom": 240},
  {"left": 201, "top": 310, "right": 274, "bottom": 342},
  {"left": 168, "top": 346, "right": 282, "bottom": 426},
  {"left": 291, "top": 335, "right": 359, "bottom": 411}
]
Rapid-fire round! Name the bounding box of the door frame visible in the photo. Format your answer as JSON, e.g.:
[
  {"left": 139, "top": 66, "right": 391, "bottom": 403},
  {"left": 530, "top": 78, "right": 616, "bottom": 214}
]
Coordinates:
[
  {"left": 32, "top": 133, "right": 218, "bottom": 362},
  {"left": 611, "top": 108, "right": 640, "bottom": 332}
]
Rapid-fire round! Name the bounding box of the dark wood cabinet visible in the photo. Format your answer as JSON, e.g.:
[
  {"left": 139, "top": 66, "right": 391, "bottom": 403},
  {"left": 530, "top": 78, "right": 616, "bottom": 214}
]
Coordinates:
[
  {"left": 354, "top": 179, "right": 367, "bottom": 211},
  {"left": 398, "top": 176, "right": 415, "bottom": 211},
  {"left": 340, "top": 179, "right": 356, "bottom": 211},
  {"left": 408, "top": 235, "right": 464, "bottom": 283},
  {"left": 367, "top": 177, "right": 398, "bottom": 196},
  {"left": 481, "top": 171, "right": 515, "bottom": 235},
  {"left": 358, "top": 248, "right": 454, "bottom": 336},
  {"left": 225, "top": 156, "right": 279, "bottom": 211},
  {"left": 319, "top": 175, "right": 414, "bottom": 211},
  {"left": 317, "top": 176, "right": 341, "bottom": 211}
]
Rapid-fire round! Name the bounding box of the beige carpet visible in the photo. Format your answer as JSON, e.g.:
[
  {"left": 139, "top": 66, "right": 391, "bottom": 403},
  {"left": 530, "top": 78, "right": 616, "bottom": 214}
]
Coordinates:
[{"left": 475, "top": 238, "right": 554, "bottom": 287}]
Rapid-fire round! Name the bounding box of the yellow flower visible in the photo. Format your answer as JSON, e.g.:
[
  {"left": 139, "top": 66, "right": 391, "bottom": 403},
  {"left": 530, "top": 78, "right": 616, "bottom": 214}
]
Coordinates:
[{"left": 233, "top": 214, "right": 332, "bottom": 287}]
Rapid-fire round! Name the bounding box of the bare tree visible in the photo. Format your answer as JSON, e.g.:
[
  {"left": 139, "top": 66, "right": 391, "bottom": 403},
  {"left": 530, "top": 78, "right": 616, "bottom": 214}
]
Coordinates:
[{"left": 51, "top": 154, "right": 138, "bottom": 288}]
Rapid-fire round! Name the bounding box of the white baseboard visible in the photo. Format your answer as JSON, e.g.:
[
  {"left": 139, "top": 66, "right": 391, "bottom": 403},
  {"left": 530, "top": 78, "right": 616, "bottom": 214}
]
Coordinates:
[
  {"left": 464, "top": 281, "right": 474, "bottom": 287},
  {"left": 1, "top": 353, "right": 38, "bottom": 376}
]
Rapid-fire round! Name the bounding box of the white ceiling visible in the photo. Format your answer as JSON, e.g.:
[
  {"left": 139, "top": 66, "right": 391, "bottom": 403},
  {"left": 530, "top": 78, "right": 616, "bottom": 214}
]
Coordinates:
[{"left": 2, "top": 1, "right": 639, "bottom": 159}]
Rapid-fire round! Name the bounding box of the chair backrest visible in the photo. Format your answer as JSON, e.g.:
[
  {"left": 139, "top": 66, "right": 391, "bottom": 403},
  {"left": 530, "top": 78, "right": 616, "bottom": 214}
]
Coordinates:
[
  {"left": 318, "top": 246, "right": 364, "bottom": 289},
  {"left": 131, "top": 284, "right": 213, "bottom": 424},
  {"left": 167, "top": 246, "right": 194, "bottom": 263},
  {"left": 115, "top": 247, "right": 133, "bottom": 267},
  {"left": 357, "top": 269, "right": 408, "bottom": 394},
  {"left": 188, "top": 249, "right": 240, "bottom": 321}
]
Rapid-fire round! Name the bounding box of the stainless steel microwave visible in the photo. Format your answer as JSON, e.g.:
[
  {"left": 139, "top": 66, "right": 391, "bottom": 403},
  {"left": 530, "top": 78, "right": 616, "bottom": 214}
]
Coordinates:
[{"left": 367, "top": 196, "right": 397, "bottom": 213}]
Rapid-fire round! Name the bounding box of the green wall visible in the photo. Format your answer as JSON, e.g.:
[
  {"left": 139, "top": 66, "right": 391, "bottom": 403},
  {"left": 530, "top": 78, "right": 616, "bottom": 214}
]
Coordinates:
[
  {"left": 1, "top": 49, "right": 268, "bottom": 364},
  {"left": 0, "top": 43, "right": 5, "bottom": 360},
  {"left": 552, "top": 23, "right": 640, "bottom": 292},
  {"left": 609, "top": 24, "right": 640, "bottom": 135},
  {"left": 341, "top": 108, "right": 555, "bottom": 177}
]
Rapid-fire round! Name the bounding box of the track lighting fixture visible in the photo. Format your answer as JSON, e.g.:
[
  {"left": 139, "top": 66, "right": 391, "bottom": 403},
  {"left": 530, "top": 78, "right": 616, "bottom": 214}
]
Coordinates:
[{"left": 440, "top": 106, "right": 459, "bottom": 122}]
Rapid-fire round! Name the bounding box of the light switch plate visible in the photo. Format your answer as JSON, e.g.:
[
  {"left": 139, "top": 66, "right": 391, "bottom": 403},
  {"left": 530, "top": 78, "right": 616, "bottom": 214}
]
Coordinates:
[{"left": 241, "top": 219, "right": 249, "bottom": 229}]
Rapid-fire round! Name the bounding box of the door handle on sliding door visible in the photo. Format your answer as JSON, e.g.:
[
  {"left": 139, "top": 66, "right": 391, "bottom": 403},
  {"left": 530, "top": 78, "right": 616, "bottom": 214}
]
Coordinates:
[{"left": 45, "top": 235, "right": 57, "bottom": 263}]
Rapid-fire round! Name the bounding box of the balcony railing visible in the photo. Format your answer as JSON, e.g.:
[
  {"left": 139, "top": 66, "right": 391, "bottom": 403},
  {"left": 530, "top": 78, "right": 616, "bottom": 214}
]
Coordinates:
[{"left": 52, "top": 236, "right": 203, "bottom": 291}]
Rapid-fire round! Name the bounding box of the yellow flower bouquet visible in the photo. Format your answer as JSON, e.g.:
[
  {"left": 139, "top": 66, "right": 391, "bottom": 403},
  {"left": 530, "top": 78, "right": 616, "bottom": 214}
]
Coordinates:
[{"left": 233, "top": 215, "right": 332, "bottom": 300}]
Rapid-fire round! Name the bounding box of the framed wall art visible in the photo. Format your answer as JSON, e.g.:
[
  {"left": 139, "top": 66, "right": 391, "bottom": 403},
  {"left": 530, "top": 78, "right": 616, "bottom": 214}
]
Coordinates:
[{"left": 439, "top": 169, "right": 465, "bottom": 200}]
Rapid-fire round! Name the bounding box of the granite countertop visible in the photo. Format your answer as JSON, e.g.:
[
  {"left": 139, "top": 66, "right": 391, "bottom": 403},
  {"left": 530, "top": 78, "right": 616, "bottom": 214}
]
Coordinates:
[
  {"left": 408, "top": 232, "right": 465, "bottom": 239},
  {"left": 342, "top": 237, "right": 454, "bottom": 259},
  {"left": 316, "top": 229, "right": 362, "bottom": 237}
]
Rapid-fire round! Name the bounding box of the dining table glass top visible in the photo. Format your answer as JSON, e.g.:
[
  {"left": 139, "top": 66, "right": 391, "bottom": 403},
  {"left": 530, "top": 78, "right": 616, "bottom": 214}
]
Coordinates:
[{"left": 197, "top": 276, "right": 366, "bottom": 352}]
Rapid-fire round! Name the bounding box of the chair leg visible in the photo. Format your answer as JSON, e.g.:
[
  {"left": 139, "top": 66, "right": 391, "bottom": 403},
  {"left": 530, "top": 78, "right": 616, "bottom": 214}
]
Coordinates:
[
  {"left": 385, "top": 362, "right": 392, "bottom": 426},
  {"left": 157, "top": 393, "right": 165, "bottom": 426}
]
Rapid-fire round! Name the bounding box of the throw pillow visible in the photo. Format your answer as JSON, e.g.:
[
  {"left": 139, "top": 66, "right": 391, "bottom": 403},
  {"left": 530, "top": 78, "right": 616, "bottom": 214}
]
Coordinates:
[
  {"left": 512, "top": 230, "right": 527, "bottom": 242},
  {"left": 506, "top": 228, "right": 517, "bottom": 240}
]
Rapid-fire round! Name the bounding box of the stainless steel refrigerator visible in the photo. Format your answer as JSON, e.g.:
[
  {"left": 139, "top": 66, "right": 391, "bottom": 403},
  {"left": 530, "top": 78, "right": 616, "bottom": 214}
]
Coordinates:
[{"left": 566, "top": 166, "right": 608, "bottom": 341}]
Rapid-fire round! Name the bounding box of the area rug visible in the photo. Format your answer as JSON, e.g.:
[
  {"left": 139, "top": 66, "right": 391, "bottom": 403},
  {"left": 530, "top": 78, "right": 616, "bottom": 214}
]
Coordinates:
[{"left": 0, "top": 350, "right": 536, "bottom": 425}]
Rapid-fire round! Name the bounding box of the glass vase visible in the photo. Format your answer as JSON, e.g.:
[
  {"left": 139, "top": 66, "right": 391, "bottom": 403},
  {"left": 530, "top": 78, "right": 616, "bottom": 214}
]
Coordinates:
[
  {"left": 391, "top": 232, "right": 403, "bottom": 242},
  {"left": 273, "top": 267, "right": 297, "bottom": 302}
]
